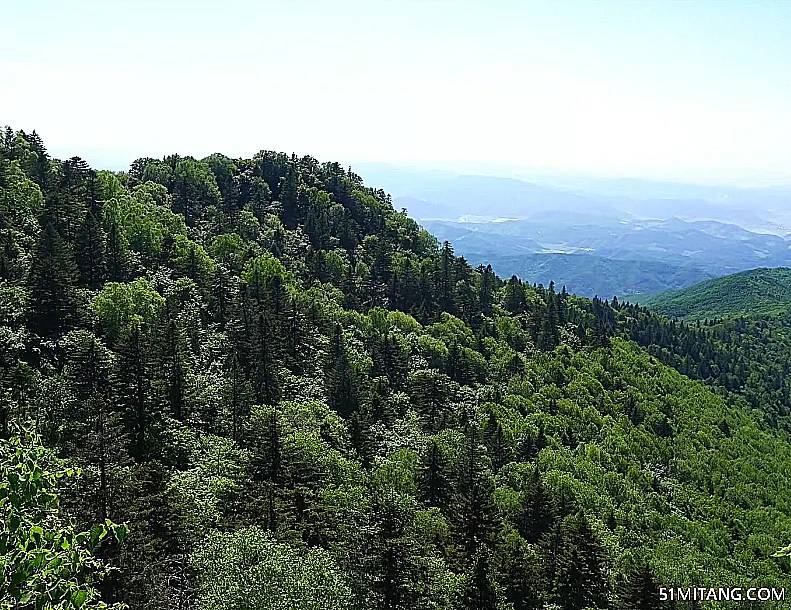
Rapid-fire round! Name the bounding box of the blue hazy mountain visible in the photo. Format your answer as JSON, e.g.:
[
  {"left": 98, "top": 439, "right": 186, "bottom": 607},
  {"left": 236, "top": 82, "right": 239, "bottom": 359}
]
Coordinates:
[{"left": 355, "top": 164, "right": 791, "bottom": 297}]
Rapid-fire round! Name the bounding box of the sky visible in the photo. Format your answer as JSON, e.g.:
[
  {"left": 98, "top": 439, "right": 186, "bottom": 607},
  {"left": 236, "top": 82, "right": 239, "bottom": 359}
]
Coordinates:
[{"left": 3, "top": 0, "right": 791, "bottom": 186}]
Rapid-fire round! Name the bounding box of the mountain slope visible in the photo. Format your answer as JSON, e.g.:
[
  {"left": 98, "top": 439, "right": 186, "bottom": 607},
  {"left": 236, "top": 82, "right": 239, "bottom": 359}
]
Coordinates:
[
  {"left": 3, "top": 128, "right": 791, "bottom": 609},
  {"left": 639, "top": 267, "right": 791, "bottom": 320}
]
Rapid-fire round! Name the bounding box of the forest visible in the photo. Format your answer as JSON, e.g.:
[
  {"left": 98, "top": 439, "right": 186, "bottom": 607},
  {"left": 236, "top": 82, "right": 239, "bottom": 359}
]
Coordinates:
[
  {"left": 3, "top": 126, "right": 791, "bottom": 609},
  {"left": 636, "top": 267, "right": 791, "bottom": 321}
]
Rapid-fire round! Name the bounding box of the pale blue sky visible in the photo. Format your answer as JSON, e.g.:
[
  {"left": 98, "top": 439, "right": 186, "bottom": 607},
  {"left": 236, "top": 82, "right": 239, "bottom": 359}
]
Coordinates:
[{"left": 3, "top": 0, "right": 791, "bottom": 185}]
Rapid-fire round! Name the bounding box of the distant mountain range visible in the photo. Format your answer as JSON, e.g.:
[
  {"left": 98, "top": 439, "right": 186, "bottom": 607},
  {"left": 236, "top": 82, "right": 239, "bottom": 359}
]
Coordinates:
[
  {"left": 355, "top": 164, "right": 791, "bottom": 297},
  {"left": 479, "top": 253, "right": 714, "bottom": 300}
]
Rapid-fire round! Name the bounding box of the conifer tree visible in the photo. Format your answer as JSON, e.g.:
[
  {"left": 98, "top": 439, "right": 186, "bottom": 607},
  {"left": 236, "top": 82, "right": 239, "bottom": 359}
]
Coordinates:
[
  {"left": 504, "top": 276, "right": 526, "bottom": 314},
  {"left": 452, "top": 428, "right": 498, "bottom": 559},
  {"left": 552, "top": 513, "right": 608, "bottom": 610},
  {"left": 63, "top": 331, "right": 129, "bottom": 523},
  {"left": 113, "top": 324, "right": 159, "bottom": 461},
  {"left": 159, "top": 318, "right": 188, "bottom": 423},
  {"left": 28, "top": 221, "right": 77, "bottom": 337},
  {"left": 616, "top": 561, "right": 661, "bottom": 610},
  {"left": 517, "top": 467, "right": 553, "bottom": 543},
  {"left": 209, "top": 263, "right": 234, "bottom": 328},
  {"left": 224, "top": 351, "right": 254, "bottom": 442},
  {"left": 366, "top": 492, "right": 420, "bottom": 610},
  {"left": 326, "top": 325, "right": 358, "bottom": 418},
  {"left": 484, "top": 412, "right": 511, "bottom": 470},
  {"left": 75, "top": 209, "right": 107, "bottom": 288},
  {"left": 21, "top": 129, "right": 53, "bottom": 189},
  {"left": 417, "top": 438, "right": 451, "bottom": 508},
  {"left": 104, "top": 216, "right": 129, "bottom": 282},
  {"left": 409, "top": 369, "right": 454, "bottom": 432},
  {"left": 461, "top": 548, "right": 499, "bottom": 610}
]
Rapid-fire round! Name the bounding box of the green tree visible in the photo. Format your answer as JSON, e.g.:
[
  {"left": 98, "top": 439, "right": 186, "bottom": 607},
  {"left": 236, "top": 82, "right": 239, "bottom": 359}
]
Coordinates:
[
  {"left": 75, "top": 209, "right": 107, "bottom": 288},
  {"left": 326, "top": 325, "right": 359, "bottom": 419},
  {"left": 451, "top": 429, "right": 498, "bottom": 560},
  {"left": 417, "top": 438, "right": 452, "bottom": 508},
  {"left": 113, "top": 324, "right": 160, "bottom": 461},
  {"left": 190, "top": 527, "right": 352, "bottom": 610},
  {"left": 552, "top": 513, "right": 609, "bottom": 610},
  {"left": 616, "top": 561, "right": 661, "bottom": 610},
  {"left": 90, "top": 279, "right": 165, "bottom": 345},
  {"left": 516, "top": 467, "right": 553, "bottom": 544},
  {"left": 0, "top": 424, "right": 128, "bottom": 610},
  {"left": 461, "top": 548, "right": 499, "bottom": 610},
  {"left": 28, "top": 221, "right": 77, "bottom": 337}
]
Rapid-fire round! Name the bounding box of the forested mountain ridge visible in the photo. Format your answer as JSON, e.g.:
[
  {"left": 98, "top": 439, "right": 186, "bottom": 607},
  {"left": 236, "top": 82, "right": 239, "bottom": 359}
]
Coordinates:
[
  {"left": 637, "top": 267, "right": 791, "bottom": 320},
  {"left": 2, "top": 127, "right": 791, "bottom": 610}
]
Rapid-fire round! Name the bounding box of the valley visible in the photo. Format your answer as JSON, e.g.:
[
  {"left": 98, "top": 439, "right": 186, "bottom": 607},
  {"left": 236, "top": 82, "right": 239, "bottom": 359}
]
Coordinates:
[{"left": 356, "top": 165, "right": 791, "bottom": 298}]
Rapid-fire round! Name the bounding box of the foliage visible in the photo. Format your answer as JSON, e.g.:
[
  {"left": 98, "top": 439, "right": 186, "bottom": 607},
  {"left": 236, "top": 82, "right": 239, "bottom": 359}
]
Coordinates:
[
  {"left": 2, "top": 127, "right": 791, "bottom": 610},
  {"left": 0, "top": 424, "right": 127, "bottom": 610},
  {"left": 191, "top": 527, "right": 352, "bottom": 610},
  {"left": 638, "top": 267, "right": 791, "bottom": 320},
  {"left": 90, "top": 279, "right": 165, "bottom": 342}
]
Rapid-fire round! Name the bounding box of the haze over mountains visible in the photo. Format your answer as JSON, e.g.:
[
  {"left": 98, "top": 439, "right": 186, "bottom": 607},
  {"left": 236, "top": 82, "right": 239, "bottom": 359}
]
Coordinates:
[{"left": 356, "top": 164, "right": 791, "bottom": 298}]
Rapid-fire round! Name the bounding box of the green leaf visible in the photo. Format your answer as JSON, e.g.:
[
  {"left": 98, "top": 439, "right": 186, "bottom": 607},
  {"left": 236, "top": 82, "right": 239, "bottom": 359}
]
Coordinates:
[
  {"left": 89, "top": 525, "right": 102, "bottom": 550},
  {"left": 72, "top": 590, "right": 88, "bottom": 607}
]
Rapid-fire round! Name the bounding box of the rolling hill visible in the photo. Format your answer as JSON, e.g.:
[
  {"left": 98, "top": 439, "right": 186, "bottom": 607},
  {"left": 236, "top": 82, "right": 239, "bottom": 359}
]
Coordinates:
[{"left": 638, "top": 267, "right": 791, "bottom": 319}]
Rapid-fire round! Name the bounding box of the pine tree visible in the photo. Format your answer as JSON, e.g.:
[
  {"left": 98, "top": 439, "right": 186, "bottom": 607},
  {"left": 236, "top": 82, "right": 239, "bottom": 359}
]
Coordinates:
[
  {"left": 617, "top": 561, "right": 661, "bottom": 610},
  {"left": 113, "top": 324, "right": 159, "bottom": 461},
  {"left": 517, "top": 467, "right": 553, "bottom": 543},
  {"left": 28, "top": 221, "right": 77, "bottom": 337},
  {"left": 75, "top": 209, "right": 107, "bottom": 288},
  {"left": 438, "top": 241, "right": 456, "bottom": 314},
  {"left": 552, "top": 513, "right": 608, "bottom": 610},
  {"left": 502, "top": 542, "right": 544, "bottom": 610},
  {"left": 538, "top": 283, "right": 560, "bottom": 351},
  {"left": 252, "top": 308, "right": 281, "bottom": 406},
  {"left": 105, "top": 216, "right": 129, "bottom": 282},
  {"left": 539, "top": 523, "right": 564, "bottom": 598},
  {"left": 484, "top": 412, "right": 511, "bottom": 470},
  {"left": 409, "top": 369, "right": 453, "bottom": 432},
  {"left": 461, "top": 549, "right": 499, "bottom": 610},
  {"left": 242, "top": 408, "right": 285, "bottom": 530},
  {"left": 209, "top": 263, "right": 235, "bottom": 328},
  {"left": 417, "top": 438, "right": 451, "bottom": 508},
  {"left": 479, "top": 264, "right": 496, "bottom": 317},
  {"left": 21, "top": 130, "right": 53, "bottom": 189},
  {"left": 159, "top": 318, "right": 188, "bottom": 423},
  {"left": 63, "top": 332, "right": 129, "bottom": 523},
  {"left": 451, "top": 428, "right": 498, "bottom": 559},
  {"left": 326, "top": 325, "right": 358, "bottom": 418},
  {"left": 366, "top": 492, "right": 420, "bottom": 610},
  {"left": 384, "top": 334, "right": 409, "bottom": 389},
  {"left": 224, "top": 351, "right": 254, "bottom": 442}
]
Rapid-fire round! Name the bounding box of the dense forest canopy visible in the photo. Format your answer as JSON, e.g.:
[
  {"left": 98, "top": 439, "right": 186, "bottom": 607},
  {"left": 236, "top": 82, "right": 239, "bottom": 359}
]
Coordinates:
[
  {"left": 637, "top": 267, "right": 791, "bottom": 321},
  {"left": 2, "top": 126, "right": 791, "bottom": 609}
]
